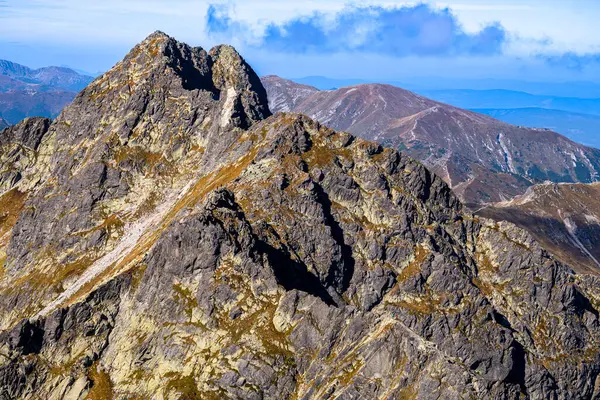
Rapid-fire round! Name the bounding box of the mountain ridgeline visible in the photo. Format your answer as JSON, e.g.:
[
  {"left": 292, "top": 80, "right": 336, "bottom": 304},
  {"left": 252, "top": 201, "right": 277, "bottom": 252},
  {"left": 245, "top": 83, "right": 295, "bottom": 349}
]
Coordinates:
[
  {"left": 0, "top": 60, "right": 93, "bottom": 125},
  {"left": 262, "top": 76, "right": 600, "bottom": 205},
  {"left": 0, "top": 32, "right": 600, "bottom": 399},
  {"left": 0, "top": 60, "right": 93, "bottom": 92}
]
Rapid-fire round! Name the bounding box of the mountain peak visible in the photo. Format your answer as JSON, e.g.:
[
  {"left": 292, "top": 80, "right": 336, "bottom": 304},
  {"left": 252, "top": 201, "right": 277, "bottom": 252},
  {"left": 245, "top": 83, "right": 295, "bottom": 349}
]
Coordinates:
[
  {"left": 145, "top": 30, "right": 171, "bottom": 41},
  {"left": 72, "top": 32, "right": 269, "bottom": 138},
  {"left": 133, "top": 31, "right": 178, "bottom": 57},
  {"left": 1, "top": 32, "right": 600, "bottom": 400},
  {"left": 124, "top": 30, "right": 191, "bottom": 66},
  {"left": 209, "top": 44, "right": 271, "bottom": 127}
]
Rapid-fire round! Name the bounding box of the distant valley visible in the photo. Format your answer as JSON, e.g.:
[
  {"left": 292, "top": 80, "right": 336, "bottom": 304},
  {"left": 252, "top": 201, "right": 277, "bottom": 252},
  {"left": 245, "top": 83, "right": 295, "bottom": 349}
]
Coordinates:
[{"left": 419, "top": 89, "right": 600, "bottom": 116}]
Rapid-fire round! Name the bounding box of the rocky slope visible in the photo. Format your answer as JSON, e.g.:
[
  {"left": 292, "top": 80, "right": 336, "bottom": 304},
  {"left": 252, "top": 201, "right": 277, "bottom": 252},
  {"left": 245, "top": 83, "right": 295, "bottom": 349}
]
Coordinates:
[
  {"left": 0, "top": 33, "right": 599, "bottom": 399},
  {"left": 0, "top": 60, "right": 93, "bottom": 125},
  {"left": 479, "top": 182, "right": 600, "bottom": 275},
  {"left": 261, "top": 75, "right": 319, "bottom": 112},
  {"left": 262, "top": 76, "right": 600, "bottom": 205}
]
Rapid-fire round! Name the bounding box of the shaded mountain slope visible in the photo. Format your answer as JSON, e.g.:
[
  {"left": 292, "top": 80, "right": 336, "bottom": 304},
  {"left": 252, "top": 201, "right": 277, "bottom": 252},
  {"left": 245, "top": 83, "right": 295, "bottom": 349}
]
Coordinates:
[
  {"left": 479, "top": 182, "right": 600, "bottom": 275},
  {"left": 263, "top": 76, "right": 600, "bottom": 205},
  {"left": 0, "top": 33, "right": 599, "bottom": 400}
]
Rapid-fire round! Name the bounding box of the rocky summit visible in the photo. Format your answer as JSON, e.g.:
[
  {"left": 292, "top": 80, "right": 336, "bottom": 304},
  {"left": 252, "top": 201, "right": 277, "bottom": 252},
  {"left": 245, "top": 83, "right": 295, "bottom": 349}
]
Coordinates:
[{"left": 0, "top": 32, "right": 599, "bottom": 400}]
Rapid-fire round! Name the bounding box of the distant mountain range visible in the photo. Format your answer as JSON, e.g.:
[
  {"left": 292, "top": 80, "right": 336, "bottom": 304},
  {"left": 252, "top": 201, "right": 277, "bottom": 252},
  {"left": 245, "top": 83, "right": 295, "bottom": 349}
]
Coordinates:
[
  {"left": 0, "top": 60, "right": 93, "bottom": 92},
  {"left": 296, "top": 75, "right": 600, "bottom": 98},
  {"left": 0, "top": 116, "right": 8, "bottom": 130},
  {"left": 473, "top": 108, "right": 600, "bottom": 148},
  {"left": 0, "top": 60, "right": 93, "bottom": 125},
  {"left": 262, "top": 75, "right": 600, "bottom": 205},
  {"left": 418, "top": 89, "right": 600, "bottom": 116},
  {"left": 290, "top": 76, "right": 600, "bottom": 150}
]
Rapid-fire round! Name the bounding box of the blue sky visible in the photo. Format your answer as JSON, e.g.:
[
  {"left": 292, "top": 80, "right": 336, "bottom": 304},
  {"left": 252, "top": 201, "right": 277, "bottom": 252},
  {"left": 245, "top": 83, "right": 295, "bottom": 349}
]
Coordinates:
[{"left": 1, "top": 0, "right": 600, "bottom": 82}]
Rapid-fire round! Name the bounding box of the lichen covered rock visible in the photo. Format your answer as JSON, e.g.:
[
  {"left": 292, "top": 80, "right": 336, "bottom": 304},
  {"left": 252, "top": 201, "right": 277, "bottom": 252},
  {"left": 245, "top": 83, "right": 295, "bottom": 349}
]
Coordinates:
[{"left": 0, "top": 33, "right": 599, "bottom": 400}]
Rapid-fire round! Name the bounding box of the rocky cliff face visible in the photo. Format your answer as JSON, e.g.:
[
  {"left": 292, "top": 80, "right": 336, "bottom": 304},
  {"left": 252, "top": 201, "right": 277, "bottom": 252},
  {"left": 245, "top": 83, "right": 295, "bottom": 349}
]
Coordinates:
[
  {"left": 479, "top": 182, "right": 600, "bottom": 275},
  {"left": 0, "top": 33, "right": 599, "bottom": 400},
  {"left": 262, "top": 76, "right": 600, "bottom": 206}
]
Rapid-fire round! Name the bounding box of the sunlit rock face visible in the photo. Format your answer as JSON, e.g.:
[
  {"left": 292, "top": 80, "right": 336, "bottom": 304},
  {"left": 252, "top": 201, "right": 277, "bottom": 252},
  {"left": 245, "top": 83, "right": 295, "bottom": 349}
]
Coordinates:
[{"left": 0, "top": 33, "right": 599, "bottom": 400}]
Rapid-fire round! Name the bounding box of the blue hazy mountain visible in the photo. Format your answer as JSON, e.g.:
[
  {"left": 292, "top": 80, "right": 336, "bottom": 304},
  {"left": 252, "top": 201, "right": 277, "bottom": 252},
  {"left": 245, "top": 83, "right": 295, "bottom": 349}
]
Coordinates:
[
  {"left": 0, "top": 60, "right": 94, "bottom": 125},
  {"left": 403, "top": 78, "right": 600, "bottom": 99},
  {"left": 60, "top": 65, "right": 104, "bottom": 78},
  {"left": 0, "top": 60, "right": 93, "bottom": 92},
  {"left": 417, "top": 89, "right": 600, "bottom": 116},
  {"left": 294, "top": 76, "right": 600, "bottom": 98},
  {"left": 473, "top": 108, "right": 600, "bottom": 148}
]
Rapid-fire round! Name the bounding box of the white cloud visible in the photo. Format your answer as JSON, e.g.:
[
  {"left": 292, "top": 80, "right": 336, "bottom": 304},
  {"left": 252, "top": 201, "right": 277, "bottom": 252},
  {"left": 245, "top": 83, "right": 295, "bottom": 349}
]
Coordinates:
[
  {"left": 1, "top": 0, "right": 600, "bottom": 75},
  {"left": 2, "top": 0, "right": 600, "bottom": 55}
]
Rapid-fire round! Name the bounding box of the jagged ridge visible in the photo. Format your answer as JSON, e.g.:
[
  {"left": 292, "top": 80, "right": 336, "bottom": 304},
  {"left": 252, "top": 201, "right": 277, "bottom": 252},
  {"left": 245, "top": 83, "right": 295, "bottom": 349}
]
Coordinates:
[{"left": 0, "top": 33, "right": 598, "bottom": 400}]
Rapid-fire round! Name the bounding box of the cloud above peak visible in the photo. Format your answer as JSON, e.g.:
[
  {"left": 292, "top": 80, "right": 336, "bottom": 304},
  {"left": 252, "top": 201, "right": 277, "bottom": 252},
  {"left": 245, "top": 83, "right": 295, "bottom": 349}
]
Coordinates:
[{"left": 207, "top": 3, "right": 507, "bottom": 57}]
